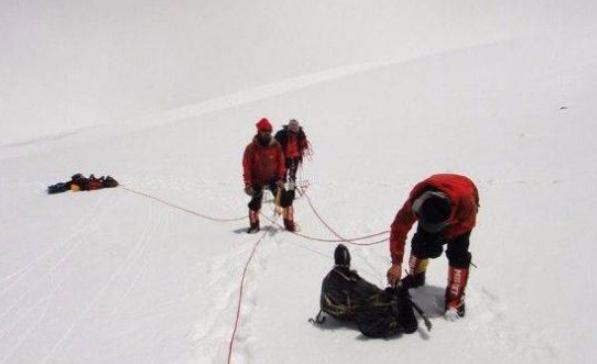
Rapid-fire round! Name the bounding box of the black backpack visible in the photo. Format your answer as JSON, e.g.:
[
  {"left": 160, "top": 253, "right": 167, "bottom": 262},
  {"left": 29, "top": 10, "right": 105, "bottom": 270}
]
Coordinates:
[
  {"left": 103, "top": 176, "right": 119, "bottom": 188},
  {"left": 47, "top": 182, "right": 69, "bottom": 194},
  {"left": 355, "top": 286, "right": 418, "bottom": 337},
  {"left": 319, "top": 265, "right": 418, "bottom": 337},
  {"left": 320, "top": 266, "right": 381, "bottom": 321}
]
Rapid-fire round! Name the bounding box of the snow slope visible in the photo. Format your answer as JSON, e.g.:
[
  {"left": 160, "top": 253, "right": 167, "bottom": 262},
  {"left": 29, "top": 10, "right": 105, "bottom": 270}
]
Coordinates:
[{"left": 2, "top": 1, "right": 597, "bottom": 363}]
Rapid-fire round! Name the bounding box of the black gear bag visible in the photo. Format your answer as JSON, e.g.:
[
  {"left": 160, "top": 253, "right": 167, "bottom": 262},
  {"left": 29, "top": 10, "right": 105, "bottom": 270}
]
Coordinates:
[{"left": 318, "top": 247, "right": 418, "bottom": 337}]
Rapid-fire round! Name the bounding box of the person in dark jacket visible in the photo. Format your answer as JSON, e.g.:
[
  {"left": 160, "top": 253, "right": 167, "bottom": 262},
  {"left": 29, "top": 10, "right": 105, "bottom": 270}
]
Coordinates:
[
  {"left": 386, "top": 174, "right": 479, "bottom": 321},
  {"left": 242, "top": 118, "right": 294, "bottom": 232},
  {"left": 274, "top": 119, "right": 309, "bottom": 184},
  {"left": 274, "top": 119, "right": 310, "bottom": 231}
]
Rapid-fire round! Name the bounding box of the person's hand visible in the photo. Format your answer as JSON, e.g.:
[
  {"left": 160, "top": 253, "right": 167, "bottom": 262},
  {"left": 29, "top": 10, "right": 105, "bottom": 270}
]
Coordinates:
[
  {"left": 387, "top": 264, "right": 402, "bottom": 286},
  {"left": 275, "top": 180, "right": 284, "bottom": 189},
  {"left": 244, "top": 185, "right": 254, "bottom": 196}
]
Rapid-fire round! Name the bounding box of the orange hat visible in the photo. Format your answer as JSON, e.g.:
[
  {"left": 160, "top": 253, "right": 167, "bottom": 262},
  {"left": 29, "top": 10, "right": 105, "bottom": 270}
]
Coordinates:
[{"left": 256, "top": 118, "right": 273, "bottom": 132}]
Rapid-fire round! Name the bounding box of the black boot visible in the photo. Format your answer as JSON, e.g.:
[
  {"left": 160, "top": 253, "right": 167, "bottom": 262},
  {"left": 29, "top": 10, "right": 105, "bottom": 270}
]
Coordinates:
[
  {"left": 247, "top": 221, "right": 260, "bottom": 234},
  {"left": 400, "top": 272, "right": 426, "bottom": 289}
]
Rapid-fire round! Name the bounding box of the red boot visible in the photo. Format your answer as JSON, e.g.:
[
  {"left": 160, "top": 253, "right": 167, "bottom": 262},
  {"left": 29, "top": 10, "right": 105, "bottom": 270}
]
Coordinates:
[
  {"left": 247, "top": 209, "right": 260, "bottom": 233},
  {"left": 445, "top": 266, "right": 469, "bottom": 319},
  {"left": 283, "top": 206, "right": 296, "bottom": 232}
]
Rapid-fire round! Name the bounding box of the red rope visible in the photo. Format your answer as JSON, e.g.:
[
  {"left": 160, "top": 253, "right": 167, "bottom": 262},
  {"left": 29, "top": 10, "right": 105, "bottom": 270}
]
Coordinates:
[
  {"left": 121, "top": 185, "right": 388, "bottom": 244},
  {"left": 121, "top": 184, "right": 389, "bottom": 363},
  {"left": 226, "top": 229, "right": 269, "bottom": 364},
  {"left": 299, "top": 189, "right": 388, "bottom": 246},
  {"left": 259, "top": 212, "right": 388, "bottom": 245},
  {"left": 121, "top": 186, "right": 246, "bottom": 222}
]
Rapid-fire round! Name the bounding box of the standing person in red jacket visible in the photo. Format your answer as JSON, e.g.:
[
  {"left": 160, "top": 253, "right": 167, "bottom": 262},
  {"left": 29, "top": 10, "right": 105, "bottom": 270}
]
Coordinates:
[
  {"left": 274, "top": 119, "right": 310, "bottom": 231},
  {"left": 274, "top": 119, "right": 310, "bottom": 184},
  {"left": 242, "top": 118, "right": 290, "bottom": 233},
  {"left": 386, "top": 174, "right": 479, "bottom": 320}
]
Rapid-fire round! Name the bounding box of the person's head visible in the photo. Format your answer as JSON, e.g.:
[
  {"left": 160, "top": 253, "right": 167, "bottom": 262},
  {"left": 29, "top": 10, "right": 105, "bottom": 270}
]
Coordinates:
[
  {"left": 412, "top": 191, "right": 452, "bottom": 233},
  {"left": 255, "top": 118, "right": 273, "bottom": 144},
  {"left": 288, "top": 119, "right": 300, "bottom": 133},
  {"left": 334, "top": 244, "right": 351, "bottom": 267}
]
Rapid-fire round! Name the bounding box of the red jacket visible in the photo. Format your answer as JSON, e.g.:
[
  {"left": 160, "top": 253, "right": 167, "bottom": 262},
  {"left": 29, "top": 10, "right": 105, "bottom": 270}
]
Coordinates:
[
  {"left": 274, "top": 127, "right": 309, "bottom": 159},
  {"left": 390, "top": 174, "right": 479, "bottom": 264},
  {"left": 242, "top": 137, "right": 286, "bottom": 186}
]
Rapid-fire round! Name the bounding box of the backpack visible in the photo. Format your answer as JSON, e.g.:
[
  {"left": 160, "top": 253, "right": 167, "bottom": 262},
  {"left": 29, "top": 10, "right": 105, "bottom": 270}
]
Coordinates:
[
  {"left": 87, "top": 176, "right": 103, "bottom": 190},
  {"left": 320, "top": 266, "right": 381, "bottom": 321},
  {"left": 356, "top": 287, "right": 418, "bottom": 337},
  {"left": 319, "top": 265, "right": 418, "bottom": 337},
  {"left": 47, "top": 182, "right": 69, "bottom": 194},
  {"left": 103, "top": 176, "right": 119, "bottom": 188}
]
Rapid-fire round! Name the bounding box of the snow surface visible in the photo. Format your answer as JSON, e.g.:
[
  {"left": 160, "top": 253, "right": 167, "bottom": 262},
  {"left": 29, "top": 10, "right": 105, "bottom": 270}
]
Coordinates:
[{"left": 2, "top": 1, "right": 597, "bottom": 363}]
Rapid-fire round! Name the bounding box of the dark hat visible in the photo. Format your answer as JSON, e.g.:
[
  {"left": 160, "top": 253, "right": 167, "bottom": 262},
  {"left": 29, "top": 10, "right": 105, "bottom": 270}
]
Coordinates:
[
  {"left": 413, "top": 191, "right": 451, "bottom": 233},
  {"left": 334, "top": 244, "right": 351, "bottom": 267}
]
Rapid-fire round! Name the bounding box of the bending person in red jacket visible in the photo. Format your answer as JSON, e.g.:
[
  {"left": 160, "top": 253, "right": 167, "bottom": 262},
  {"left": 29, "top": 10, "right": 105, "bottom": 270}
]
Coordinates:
[
  {"left": 387, "top": 174, "right": 479, "bottom": 321},
  {"left": 242, "top": 118, "right": 293, "bottom": 233}
]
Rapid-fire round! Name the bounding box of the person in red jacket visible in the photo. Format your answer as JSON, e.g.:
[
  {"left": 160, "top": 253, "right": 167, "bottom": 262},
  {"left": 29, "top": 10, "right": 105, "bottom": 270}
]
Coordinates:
[
  {"left": 242, "top": 118, "right": 292, "bottom": 233},
  {"left": 274, "top": 119, "right": 310, "bottom": 231},
  {"left": 274, "top": 119, "right": 310, "bottom": 183},
  {"left": 386, "top": 174, "right": 479, "bottom": 321}
]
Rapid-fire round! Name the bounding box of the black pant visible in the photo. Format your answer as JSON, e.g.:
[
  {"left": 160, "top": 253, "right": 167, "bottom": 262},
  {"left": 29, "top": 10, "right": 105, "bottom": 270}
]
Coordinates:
[
  {"left": 410, "top": 227, "right": 472, "bottom": 269},
  {"left": 248, "top": 181, "right": 293, "bottom": 211},
  {"left": 285, "top": 157, "right": 302, "bottom": 182}
]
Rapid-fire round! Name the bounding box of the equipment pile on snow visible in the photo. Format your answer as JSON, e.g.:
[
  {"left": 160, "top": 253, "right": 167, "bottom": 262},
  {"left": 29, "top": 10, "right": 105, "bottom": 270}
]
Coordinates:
[{"left": 47, "top": 174, "right": 119, "bottom": 194}]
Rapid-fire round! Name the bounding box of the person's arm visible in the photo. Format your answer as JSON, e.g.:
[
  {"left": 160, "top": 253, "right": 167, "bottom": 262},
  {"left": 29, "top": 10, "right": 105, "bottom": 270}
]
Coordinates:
[
  {"left": 387, "top": 180, "right": 431, "bottom": 284},
  {"left": 242, "top": 145, "right": 253, "bottom": 187},
  {"left": 389, "top": 200, "right": 417, "bottom": 265}
]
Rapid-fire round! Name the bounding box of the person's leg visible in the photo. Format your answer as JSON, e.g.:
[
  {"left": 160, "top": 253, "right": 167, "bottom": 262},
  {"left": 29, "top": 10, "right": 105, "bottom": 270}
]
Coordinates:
[
  {"left": 279, "top": 184, "right": 296, "bottom": 231},
  {"left": 444, "top": 232, "right": 472, "bottom": 318},
  {"left": 288, "top": 157, "right": 299, "bottom": 183},
  {"left": 401, "top": 228, "right": 444, "bottom": 288},
  {"left": 247, "top": 185, "right": 264, "bottom": 233}
]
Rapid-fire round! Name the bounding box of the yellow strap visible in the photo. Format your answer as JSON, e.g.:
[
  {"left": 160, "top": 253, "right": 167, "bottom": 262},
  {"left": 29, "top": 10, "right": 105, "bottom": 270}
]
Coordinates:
[
  {"left": 274, "top": 188, "right": 283, "bottom": 215},
  {"left": 415, "top": 258, "right": 429, "bottom": 274}
]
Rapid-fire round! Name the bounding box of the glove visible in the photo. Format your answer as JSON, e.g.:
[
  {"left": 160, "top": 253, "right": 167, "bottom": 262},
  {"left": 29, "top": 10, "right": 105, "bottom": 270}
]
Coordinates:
[
  {"left": 387, "top": 264, "right": 402, "bottom": 286},
  {"left": 244, "top": 185, "right": 254, "bottom": 196}
]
